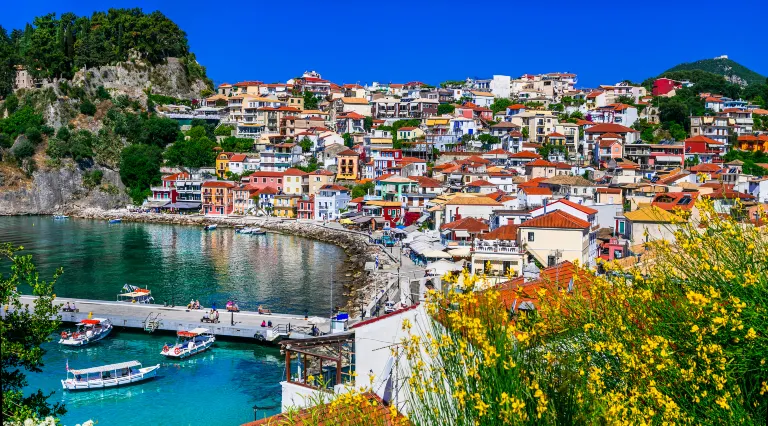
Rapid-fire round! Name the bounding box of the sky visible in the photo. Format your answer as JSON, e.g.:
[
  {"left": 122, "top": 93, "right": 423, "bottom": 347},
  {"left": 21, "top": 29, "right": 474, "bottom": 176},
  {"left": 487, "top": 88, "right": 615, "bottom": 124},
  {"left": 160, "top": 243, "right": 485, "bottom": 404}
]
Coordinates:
[{"left": 3, "top": 0, "right": 768, "bottom": 89}]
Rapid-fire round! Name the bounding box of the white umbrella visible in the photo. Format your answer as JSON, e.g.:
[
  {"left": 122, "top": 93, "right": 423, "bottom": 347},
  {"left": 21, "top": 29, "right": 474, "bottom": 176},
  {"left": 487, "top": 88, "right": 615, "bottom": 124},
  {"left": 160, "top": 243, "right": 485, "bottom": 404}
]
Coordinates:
[
  {"left": 422, "top": 249, "right": 452, "bottom": 259},
  {"left": 425, "top": 260, "right": 463, "bottom": 275},
  {"left": 447, "top": 247, "right": 471, "bottom": 257}
]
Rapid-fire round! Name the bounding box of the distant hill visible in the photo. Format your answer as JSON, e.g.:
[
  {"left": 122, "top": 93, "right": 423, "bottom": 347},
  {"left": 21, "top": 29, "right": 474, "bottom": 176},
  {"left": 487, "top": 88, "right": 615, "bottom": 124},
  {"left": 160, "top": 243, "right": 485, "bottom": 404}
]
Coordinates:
[{"left": 664, "top": 57, "right": 766, "bottom": 86}]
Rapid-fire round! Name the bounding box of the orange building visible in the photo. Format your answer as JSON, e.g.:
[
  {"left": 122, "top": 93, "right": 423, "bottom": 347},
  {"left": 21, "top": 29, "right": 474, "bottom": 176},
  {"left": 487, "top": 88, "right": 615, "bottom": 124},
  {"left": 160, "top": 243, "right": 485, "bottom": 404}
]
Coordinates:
[
  {"left": 336, "top": 149, "right": 360, "bottom": 180},
  {"left": 202, "top": 181, "right": 236, "bottom": 215}
]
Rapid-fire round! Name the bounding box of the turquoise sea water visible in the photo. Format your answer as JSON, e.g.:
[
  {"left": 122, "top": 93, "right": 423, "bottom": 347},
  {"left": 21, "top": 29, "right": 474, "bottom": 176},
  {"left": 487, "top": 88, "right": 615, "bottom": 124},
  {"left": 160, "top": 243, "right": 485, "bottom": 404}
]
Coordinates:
[
  {"left": 0, "top": 216, "right": 348, "bottom": 425},
  {"left": 26, "top": 329, "right": 286, "bottom": 425},
  {"left": 0, "top": 216, "right": 348, "bottom": 315}
]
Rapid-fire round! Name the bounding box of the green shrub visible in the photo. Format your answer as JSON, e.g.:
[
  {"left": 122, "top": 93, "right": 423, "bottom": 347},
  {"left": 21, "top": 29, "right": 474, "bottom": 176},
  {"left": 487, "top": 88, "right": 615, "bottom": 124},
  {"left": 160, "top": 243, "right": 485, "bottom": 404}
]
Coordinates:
[
  {"left": 25, "top": 127, "right": 42, "bottom": 145},
  {"left": 79, "top": 100, "right": 97, "bottom": 116},
  {"left": 4, "top": 94, "right": 19, "bottom": 114},
  {"left": 11, "top": 138, "right": 35, "bottom": 159},
  {"left": 82, "top": 169, "right": 104, "bottom": 188},
  {"left": 96, "top": 86, "right": 111, "bottom": 100}
]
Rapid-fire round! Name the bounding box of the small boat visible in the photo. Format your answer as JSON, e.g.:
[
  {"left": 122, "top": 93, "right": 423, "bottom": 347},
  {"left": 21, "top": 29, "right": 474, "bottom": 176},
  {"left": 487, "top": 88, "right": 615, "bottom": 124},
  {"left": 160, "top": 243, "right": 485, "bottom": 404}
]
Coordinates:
[
  {"left": 236, "top": 226, "right": 253, "bottom": 234},
  {"left": 59, "top": 318, "right": 113, "bottom": 346},
  {"left": 61, "top": 360, "right": 160, "bottom": 391},
  {"left": 161, "top": 328, "right": 215, "bottom": 359},
  {"left": 252, "top": 228, "right": 267, "bottom": 235},
  {"left": 54, "top": 215, "right": 70, "bottom": 220},
  {"left": 109, "top": 218, "right": 122, "bottom": 224},
  {"left": 204, "top": 224, "right": 217, "bottom": 231},
  {"left": 117, "top": 284, "right": 154, "bottom": 304}
]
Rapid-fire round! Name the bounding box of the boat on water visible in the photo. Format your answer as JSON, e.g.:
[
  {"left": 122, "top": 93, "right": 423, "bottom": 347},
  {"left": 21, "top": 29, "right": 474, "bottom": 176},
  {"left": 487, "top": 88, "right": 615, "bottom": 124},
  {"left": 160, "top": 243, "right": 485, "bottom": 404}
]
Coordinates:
[
  {"left": 108, "top": 218, "right": 122, "bottom": 224},
  {"left": 236, "top": 226, "right": 253, "bottom": 234},
  {"left": 161, "top": 328, "right": 215, "bottom": 359},
  {"left": 252, "top": 227, "right": 267, "bottom": 235},
  {"left": 117, "top": 284, "right": 154, "bottom": 304},
  {"left": 59, "top": 318, "right": 113, "bottom": 346},
  {"left": 204, "top": 224, "right": 217, "bottom": 231},
  {"left": 61, "top": 360, "right": 160, "bottom": 391},
  {"left": 54, "top": 215, "right": 70, "bottom": 219}
]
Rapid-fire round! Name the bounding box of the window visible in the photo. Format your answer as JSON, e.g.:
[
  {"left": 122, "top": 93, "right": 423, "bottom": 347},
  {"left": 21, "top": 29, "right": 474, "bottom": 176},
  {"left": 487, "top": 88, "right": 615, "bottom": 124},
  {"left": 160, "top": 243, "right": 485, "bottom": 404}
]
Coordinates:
[
  {"left": 527, "top": 232, "right": 535, "bottom": 242},
  {"left": 547, "top": 255, "right": 556, "bottom": 267}
]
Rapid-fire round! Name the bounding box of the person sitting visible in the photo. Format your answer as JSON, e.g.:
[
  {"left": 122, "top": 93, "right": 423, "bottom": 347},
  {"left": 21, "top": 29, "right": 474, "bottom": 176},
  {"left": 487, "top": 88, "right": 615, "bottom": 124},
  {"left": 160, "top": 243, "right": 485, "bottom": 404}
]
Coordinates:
[
  {"left": 214, "top": 310, "right": 219, "bottom": 322},
  {"left": 71, "top": 302, "right": 77, "bottom": 311},
  {"left": 195, "top": 300, "right": 201, "bottom": 310},
  {"left": 187, "top": 300, "right": 194, "bottom": 309},
  {"left": 261, "top": 320, "right": 266, "bottom": 327},
  {"left": 226, "top": 300, "right": 233, "bottom": 309},
  {"left": 202, "top": 311, "right": 210, "bottom": 320},
  {"left": 258, "top": 305, "right": 264, "bottom": 314},
  {"left": 64, "top": 302, "right": 71, "bottom": 311},
  {"left": 267, "top": 320, "right": 272, "bottom": 327}
]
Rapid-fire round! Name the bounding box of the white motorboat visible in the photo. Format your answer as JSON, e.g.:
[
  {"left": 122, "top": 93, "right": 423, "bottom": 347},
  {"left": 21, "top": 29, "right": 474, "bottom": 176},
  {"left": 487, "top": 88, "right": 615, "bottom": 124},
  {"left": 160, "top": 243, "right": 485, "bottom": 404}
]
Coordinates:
[
  {"left": 117, "top": 284, "right": 154, "bottom": 304},
  {"left": 108, "top": 218, "right": 122, "bottom": 224},
  {"left": 204, "top": 224, "right": 217, "bottom": 231},
  {"left": 59, "top": 318, "right": 113, "bottom": 346},
  {"left": 61, "top": 360, "right": 160, "bottom": 391},
  {"left": 236, "top": 226, "right": 254, "bottom": 234},
  {"left": 161, "top": 328, "right": 215, "bottom": 359},
  {"left": 251, "top": 227, "right": 266, "bottom": 235},
  {"left": 54, "top": 215, "right": 69, "bottom": 220}
]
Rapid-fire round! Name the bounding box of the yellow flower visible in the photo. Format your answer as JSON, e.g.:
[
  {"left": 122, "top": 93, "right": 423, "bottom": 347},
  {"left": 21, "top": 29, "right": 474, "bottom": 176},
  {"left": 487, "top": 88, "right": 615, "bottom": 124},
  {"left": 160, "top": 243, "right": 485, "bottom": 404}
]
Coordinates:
[{"left": 745, "top": 328, "right": 757, "bottom": 340}]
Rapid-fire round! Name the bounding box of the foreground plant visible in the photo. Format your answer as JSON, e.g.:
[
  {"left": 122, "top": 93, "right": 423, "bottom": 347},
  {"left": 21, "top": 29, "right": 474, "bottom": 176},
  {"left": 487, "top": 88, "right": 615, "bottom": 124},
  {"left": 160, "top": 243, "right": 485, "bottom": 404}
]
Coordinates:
[
  {"left": 401, "top": 199, "right": 767, "bottom": 425},
  {"left": 1, "top": 243, "right": 65, "bottom": 423}
]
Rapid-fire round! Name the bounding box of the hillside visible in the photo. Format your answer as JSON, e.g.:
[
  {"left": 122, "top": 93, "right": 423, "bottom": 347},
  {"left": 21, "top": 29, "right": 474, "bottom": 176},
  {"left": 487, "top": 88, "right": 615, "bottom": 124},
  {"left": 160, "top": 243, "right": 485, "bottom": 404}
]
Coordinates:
[
  {"left": 664, "top": 57, "right": 766, "bottom": 86},
  {"left": 0, "top": 9, "right": 213, "bottom": 214}
]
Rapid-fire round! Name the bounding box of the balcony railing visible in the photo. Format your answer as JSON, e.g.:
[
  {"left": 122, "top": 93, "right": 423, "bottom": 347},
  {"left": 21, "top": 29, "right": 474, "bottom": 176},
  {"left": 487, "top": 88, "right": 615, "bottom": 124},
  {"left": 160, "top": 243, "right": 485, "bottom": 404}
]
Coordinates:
[{"left": 473, "top": 244, "right": 525, "bottom": 254}]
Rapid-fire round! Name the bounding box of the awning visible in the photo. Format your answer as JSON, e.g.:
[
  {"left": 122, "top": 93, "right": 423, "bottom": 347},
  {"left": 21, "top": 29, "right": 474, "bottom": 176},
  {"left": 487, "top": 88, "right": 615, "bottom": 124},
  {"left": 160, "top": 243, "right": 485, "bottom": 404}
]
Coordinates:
[
  {"left": 163, "top": 202, "right": 201, "bottom": 209},
  {"left": 416, "top": 215, "right": 429, "bottom": 223},
  {"left": 425, "top": 260, "right": 464, "bottom": 275},
  {"left": 143, "top": 200, "right": 169, "bottom": 208},
  {"left": 454, "top": 230, "right": 470, "bottom": 238},
  {"left": 422, "top": 249, "right": 452, "bottom": 259},
  {"left": 655, "top": 155, "right": 683, "bottom": 163},
  {"left": 447, "top": 247, "right": 471, "bottom": 257}
]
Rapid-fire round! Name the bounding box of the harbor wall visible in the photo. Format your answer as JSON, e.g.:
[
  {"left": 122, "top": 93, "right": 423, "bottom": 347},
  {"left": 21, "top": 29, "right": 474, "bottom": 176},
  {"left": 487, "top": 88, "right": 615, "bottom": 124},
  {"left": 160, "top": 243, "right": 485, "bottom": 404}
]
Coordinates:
[{"left": 67, "top": 210, "right": 397, "bottom": 317}]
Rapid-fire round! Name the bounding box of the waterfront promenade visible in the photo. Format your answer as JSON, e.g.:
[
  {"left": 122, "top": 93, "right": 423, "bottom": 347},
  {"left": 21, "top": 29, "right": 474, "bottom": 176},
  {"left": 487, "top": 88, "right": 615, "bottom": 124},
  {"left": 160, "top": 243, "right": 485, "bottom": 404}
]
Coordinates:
[{"left": 16, "top": 295, "right": 330, "bottom": 342}]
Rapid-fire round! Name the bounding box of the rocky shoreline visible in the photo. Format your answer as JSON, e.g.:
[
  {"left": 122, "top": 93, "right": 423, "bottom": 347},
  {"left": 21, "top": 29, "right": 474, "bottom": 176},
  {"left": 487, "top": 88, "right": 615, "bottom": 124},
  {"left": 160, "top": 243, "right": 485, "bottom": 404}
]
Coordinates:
[{"left": 69, "top": 209, "right": 395, "bottom": 316}]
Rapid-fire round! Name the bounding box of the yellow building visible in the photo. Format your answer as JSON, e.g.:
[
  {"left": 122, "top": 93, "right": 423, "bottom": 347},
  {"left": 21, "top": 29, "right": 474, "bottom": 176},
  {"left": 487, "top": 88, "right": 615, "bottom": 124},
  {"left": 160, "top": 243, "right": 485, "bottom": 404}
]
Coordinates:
[
  {"left": 273, "top": 195, "right": 300, "bottom": 218},
  {"left": 336, "top": 149, "right": 360, "bottom": 180},
  {"left": 308, "top": 169, "right": 336, "bottom": 195},
  {"left": 215, "top": 152, "right": 234, "bottom": 179}
]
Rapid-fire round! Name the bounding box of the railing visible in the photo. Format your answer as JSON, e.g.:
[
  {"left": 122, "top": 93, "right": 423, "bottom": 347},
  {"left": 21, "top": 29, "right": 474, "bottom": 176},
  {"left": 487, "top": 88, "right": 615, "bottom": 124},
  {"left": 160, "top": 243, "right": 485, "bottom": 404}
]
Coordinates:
[{"left": 473, "top": 244, "right": 525, "bottom": 254}]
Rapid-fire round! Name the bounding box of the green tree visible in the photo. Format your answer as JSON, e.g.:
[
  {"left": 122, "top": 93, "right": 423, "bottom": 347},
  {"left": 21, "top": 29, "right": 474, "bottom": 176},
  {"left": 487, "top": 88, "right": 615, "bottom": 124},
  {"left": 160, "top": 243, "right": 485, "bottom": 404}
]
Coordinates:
[
  {"left": 4, "top": 94, "right": 19, "bottom": 115},
  {"left": 296, "top": 155, "right": 319, "bottom": 173},
  {"left": 437, "top": 104, "right": 455, "bottom": 115},
  {"left": 139, "top": 116, "right": 180, "bottom": 147},
  {"left": 364, "top": 116, "right": 373, "bottom": 132},
  {"left": 219, "top": 136, "right": 254, "bottom": 152},
  {"left": 119, "top": 144, "right": 162, "bottom": 204},
  {"left": 82, "top": 169, "right": 104, "bottom": 188},
  {"left": 11, "top": 137, "right": 35, "bottom": 159},
  {"left": 489, "top": 98, "right": 512, "bottom": 114},
  {"left": 342, "top": 133, "right": 353, "bottom": 148},
  {"left": 350, "top": 181, "right": 374, "bottom": 199},
  {"left": 299, "top": 136, "right": 312, "bottom": 152},
  {"left": 0, "top": 26, "right": 16, "bottom": 98},
  {"left": 214, "top": 125, "right": 234, "bottom": 137},
  {"left": 303, "top": 91, "right": 319, "bottom": 110},
  {"left": 1, "top": 243, "right": 65, "bottom": 423},
  {"left": 164, "top": 136, "right": 217, "bottom": 168}
]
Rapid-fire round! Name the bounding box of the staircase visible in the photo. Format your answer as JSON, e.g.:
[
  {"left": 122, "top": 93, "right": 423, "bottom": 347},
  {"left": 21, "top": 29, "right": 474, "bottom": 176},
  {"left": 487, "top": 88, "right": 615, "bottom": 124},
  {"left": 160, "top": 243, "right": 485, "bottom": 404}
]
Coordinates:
[{"left": 143, "top": 312, "right": 162, "bottom": 333}]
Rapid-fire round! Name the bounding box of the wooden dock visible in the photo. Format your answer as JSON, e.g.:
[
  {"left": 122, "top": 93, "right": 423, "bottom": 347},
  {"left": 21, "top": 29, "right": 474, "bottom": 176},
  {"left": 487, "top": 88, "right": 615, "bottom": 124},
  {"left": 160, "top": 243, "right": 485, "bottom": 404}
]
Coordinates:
[{"left": 15, "top": 296, "right": 330, "bottom": 343}]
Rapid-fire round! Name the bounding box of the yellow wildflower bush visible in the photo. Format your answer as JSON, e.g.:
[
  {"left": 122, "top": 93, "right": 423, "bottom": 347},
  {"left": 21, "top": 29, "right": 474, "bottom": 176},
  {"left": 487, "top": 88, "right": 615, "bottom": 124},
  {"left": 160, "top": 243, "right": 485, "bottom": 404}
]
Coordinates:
[{"left": 400, "top": 199, "right": 767, "bottom": 425}]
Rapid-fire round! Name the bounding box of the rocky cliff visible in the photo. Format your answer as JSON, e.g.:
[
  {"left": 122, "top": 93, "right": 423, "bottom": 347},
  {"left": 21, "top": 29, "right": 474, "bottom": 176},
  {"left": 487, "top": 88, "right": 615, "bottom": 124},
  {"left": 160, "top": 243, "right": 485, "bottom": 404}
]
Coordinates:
[
  {"left": 67, "top": 57, "right": 209, "bottom": 103},
  {"left": 0, "top": 163, "right": 129, "bottom": 215}
]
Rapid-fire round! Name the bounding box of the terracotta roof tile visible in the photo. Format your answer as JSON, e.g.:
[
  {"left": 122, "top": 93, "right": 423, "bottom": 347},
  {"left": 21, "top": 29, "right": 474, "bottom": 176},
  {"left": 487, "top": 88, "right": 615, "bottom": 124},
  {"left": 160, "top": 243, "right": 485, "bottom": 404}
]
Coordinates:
[{"left": 519, "top": 210, "right": 589, "bottom": 229}]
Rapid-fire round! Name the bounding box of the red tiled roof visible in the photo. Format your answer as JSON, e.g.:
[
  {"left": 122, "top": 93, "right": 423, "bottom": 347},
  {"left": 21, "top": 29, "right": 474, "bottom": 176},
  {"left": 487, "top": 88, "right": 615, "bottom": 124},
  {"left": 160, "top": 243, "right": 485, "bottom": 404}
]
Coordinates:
[
  {"left": 229, "top": 154, "right": 247, "bottom": 162},
  {"left": 526, "top": 159, "right": 556, "bottom": 167},
  {"left": 596, "top": 187, "right": 621, "bottom": 194},
  {"left": 336, "top": 149, "right": 359, "bottom": 156},
  {"left": 690, "top": 163, "right": 722, "bottom": 173},
  {"left": 320, "top": 184, "right": 350, "bottom": 192},
  {"left": 550, "top": 198, "right": 598, "bottom": 215},
  {"left": 496, "top": 261, "right": 593, "bottom": 312},
  {"left": 409, "top": 176, "right": 442, "bottom": 188},
  {"left": 547, "top": 132, "right": 565, "bottom": 138},
  {"left": 519, "top": 210, "right": 589, "bottom": 229},
  {"left": 510, "top": 151, "right": 542, "bottom": 159},
  {"left": 283, "top": 168, "right": 308, "bottom": 176},
  {"left": 651, "top": 192, "right": 699, "bottom": 211},
  {"left": 521, "top": 186, "right": 552, "bottom": 196},
  {"left": 467, "top": 179, "right": 496, "bottom": 187},
  {"left": 202, "top": 181, "right": 236, "bottom": 188},
  {"left": 440, "top": 217, "right": 489, "bottom": 233},
  {"left": 480, "top": 224, "right": 519, "bottom": 241},
  {"left": 585, "top": 123, "right": 637, "bottom": 134}
]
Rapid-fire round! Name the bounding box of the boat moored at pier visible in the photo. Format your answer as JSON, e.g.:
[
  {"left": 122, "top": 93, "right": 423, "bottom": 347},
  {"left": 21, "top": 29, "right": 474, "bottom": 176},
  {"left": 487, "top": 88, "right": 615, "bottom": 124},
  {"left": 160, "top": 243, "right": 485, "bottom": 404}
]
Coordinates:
[
  {"left": 59, "top": 318, "right": 113, "bottom": 346},
  {"left": 117, "top": 284, "right": 154, "bottom": 304},
  {"left": 61, "top": 360, "right": 160, "bottom": 391},
  {"left": 161, "top": 328, "right": 215, "bottom": 359}
]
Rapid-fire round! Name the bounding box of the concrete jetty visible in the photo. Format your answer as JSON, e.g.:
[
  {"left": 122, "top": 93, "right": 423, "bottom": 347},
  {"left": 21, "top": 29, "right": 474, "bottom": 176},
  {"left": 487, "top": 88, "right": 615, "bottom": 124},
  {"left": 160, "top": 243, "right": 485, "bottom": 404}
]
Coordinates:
[{"left": 17, "top": 296, "right": 330, "bottom": 342}]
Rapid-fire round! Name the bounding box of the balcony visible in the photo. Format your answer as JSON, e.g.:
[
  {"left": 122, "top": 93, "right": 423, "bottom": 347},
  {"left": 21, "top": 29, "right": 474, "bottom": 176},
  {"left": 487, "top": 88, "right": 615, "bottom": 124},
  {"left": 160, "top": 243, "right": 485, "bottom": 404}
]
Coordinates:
[{"left": 473, "top": 243, "right": 525, "bottom": 254}]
